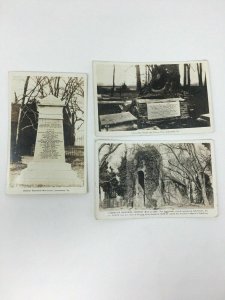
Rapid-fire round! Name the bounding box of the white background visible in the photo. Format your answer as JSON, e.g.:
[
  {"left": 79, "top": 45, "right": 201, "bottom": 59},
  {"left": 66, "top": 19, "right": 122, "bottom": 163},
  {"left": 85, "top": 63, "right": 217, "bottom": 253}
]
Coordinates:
[{"left": 0, "top": 0, "right": 225, "bottom": 299}]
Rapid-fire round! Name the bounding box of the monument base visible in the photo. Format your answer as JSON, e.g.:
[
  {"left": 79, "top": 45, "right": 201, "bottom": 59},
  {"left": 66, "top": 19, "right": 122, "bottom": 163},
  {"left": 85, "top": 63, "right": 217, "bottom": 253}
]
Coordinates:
[{"left": 16, "top": 162, "right": 82, "bottom": 187}]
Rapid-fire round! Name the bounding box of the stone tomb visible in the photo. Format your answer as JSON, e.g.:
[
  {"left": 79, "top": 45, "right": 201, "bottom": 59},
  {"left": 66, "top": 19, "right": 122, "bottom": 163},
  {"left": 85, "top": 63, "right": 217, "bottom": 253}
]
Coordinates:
[{"left": 16, "top": 95, "right": 82, "bottom": 187}]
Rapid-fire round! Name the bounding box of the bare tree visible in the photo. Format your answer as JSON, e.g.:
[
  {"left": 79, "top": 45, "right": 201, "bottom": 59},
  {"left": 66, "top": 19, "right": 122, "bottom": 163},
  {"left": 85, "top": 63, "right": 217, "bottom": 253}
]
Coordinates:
[
  {"left": 13, "top": 75, "right": 85, "bottom": 156},
  {"left": 162, "top": 143, "right": 212, "bottom": 206},
  {"left": 99, "top": 143, "right": 122, "bottom": 171},
  {"left": 98, "top": 143, "right": 122, "bottom": 204},
  {"left": 183, "top": 64, "right": 191, "bottom": 87},
  {"left": 15, "top": 76, "right": 31, "bottom": 145},
  {"left": 111, "top": 65, "right": 115, "bottom": 96},
  {"left": 197, "top": 63, "right": 203, "bottom": 86},
  {"left": 135, "top": 65, "right": 142, "bottom": 92}
]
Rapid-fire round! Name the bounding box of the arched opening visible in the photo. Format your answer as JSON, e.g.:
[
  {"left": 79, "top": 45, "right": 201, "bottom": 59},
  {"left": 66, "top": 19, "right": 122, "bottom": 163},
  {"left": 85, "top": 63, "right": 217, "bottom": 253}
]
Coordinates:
[{"left": 138, "top": 171, "right": 145, "bottom": 190}]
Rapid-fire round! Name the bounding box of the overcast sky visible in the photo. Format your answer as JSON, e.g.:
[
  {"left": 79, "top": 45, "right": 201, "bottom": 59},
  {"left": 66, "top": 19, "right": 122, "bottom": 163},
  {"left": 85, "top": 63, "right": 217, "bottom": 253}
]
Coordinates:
[{"left": 96, "top": 62, "right": 207, "bottom": 86}]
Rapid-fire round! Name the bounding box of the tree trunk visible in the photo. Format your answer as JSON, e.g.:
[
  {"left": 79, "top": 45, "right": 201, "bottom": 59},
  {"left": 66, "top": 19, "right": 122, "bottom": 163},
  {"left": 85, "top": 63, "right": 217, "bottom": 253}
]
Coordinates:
[
  {"left": 199, "top": 63, "right": 203, "bottom": 86},
  {"left": 145, "top": 65, "right": 147, "bottom": 84},
  {"left": 198, "top": 174, "right": 210, "bottom": 206},
  {"left": 160, "top": 179, "right": 166, "bottom": 204},
  {"left": 184, "top": 64, "right": 187, "bottom": 86},
  {"left": 189, "top": 181, "right": 194, "bottom": 203},
  {"left": 135, "top": 65, "right": 142, "bottom": 93},
  {"left": 15, "top": 76, "right": 30, "bottom": 158},
  {"left": 187, "top": 64, "right": 191, "bottom": 86},
  {"left": 197, "top": 63, "right": 203, "bottom": 86},
  {"left": 111, "top": 65, "right": 115, "bottom": 96},
  {"left": 14, "top": 92, "right": 18, "bottom": 103},
  {"left": 72, "top": 112, "right": 75, "bottom": 145},
  {"left": 54, "top": 77, "right": 60, "bottom": 97},
  {"left": 204, "top": 74, "right": 207, "bottom": 87}
]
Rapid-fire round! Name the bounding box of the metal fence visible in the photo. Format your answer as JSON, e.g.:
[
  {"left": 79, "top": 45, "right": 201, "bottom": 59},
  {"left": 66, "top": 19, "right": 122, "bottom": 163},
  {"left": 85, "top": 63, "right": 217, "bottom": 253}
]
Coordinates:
[
  {"left": 75, "top": 131, "right": 84, "bottom": 146},
  {"left": 65, "top": 145, "right": 84, "bottom": 159}
]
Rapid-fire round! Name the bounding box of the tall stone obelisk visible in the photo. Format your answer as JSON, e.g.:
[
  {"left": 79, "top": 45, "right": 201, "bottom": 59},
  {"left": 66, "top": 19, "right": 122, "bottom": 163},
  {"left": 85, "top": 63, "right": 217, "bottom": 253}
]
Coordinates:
[{"left": 16, "top": 95, "right": 82, "bottom": 186}]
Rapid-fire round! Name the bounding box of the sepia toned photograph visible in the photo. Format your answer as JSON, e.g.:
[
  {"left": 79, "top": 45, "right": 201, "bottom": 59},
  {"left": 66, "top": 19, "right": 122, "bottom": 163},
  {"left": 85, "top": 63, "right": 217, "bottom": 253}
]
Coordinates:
[
  {"left": 93, "top": 61, "right": 213, "bottom": 135},
  {"left": 96, "top": 141, "right": 217, "bottom": 219},
  {"left": 7, "top": 72, "right": 87, "bottom": 194}
]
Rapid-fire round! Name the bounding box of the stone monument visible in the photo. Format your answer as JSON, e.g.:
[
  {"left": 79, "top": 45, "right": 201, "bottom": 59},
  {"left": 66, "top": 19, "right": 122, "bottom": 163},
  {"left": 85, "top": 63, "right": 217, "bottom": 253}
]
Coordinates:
[{"left": 16, "top": 95, "right": 82, "bottom": 187}]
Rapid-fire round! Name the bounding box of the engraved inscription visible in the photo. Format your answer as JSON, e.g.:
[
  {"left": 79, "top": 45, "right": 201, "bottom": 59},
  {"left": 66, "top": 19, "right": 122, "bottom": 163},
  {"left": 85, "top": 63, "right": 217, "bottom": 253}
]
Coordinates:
[
  {"left": 147, "top": 101, "right": 181, "bottom": 120},
  {"left": 39, "top": 130, "right": 61, "bottom": 159},
  {"left": 34, "top": 119, "right": 65, "bottom": 161}
]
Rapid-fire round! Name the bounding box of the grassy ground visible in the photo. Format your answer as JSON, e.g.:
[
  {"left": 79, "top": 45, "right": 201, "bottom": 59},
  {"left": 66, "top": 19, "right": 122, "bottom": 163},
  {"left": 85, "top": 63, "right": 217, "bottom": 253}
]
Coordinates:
[
  {"left": 9, "top": 162, "right": 27, "bottom": 187},
  {"left": 9, "top": 155, "right": 84, "bottom": 187}
]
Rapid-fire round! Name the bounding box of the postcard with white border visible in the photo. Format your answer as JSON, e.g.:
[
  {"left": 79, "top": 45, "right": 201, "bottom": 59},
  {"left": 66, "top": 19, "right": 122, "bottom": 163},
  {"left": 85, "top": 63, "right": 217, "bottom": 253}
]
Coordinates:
[
  {"left": 7, "top": 71, "right": 87, "bottom": 194},
  {"left": 93, "top": 60, "right": 213, "bottom": 136},
  {"left": 96, "top": 140, "right": 217, "bottom": 219}
]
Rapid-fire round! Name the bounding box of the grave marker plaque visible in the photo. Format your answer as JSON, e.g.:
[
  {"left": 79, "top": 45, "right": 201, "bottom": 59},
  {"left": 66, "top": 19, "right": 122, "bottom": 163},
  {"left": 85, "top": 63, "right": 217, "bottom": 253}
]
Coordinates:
[{"left": 147, "top": 99, "right": 181, "bottom": 120}]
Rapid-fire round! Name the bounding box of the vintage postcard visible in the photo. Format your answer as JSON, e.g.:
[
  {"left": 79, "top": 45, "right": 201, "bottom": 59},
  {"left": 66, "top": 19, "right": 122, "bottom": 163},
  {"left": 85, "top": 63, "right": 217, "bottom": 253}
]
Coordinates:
[
  {"left": 93, "top": 61, "right": 213, "bottom": 135},
  {"left": 96, "top": 140, "right": 217, "bottom": 219},
  {"left": 7, "top": 72, "right": 87, "bottom": 194}
]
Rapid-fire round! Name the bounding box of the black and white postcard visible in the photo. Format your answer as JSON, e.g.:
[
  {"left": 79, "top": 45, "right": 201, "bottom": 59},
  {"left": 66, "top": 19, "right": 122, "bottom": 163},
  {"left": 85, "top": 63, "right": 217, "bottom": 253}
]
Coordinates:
[
  {"left": 93, "top": 61, "right": 213, "bottom": 135},
  {"left": 7, "top": 72, "right": 87, "bottom": 194},
  {"left": 96, "top": 141, "right": 217, "bottom": 219}
]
